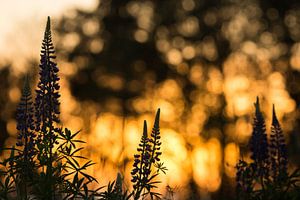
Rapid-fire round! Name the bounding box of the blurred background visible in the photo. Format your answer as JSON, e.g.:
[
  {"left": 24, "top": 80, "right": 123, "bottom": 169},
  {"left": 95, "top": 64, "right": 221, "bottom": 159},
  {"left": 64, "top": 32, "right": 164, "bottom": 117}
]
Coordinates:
[{"left": 1, "top": 0, "right": 300, "bottom": 199}]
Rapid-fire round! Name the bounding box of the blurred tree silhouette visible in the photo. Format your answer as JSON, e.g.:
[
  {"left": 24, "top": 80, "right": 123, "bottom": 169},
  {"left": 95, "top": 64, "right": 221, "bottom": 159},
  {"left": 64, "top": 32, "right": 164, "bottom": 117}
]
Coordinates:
[
  {"left": 56, "top": 0, "right": 170, "bottom": 115},
  {"left": 55, "top": 0, "right": 300, "bottom": 118}
]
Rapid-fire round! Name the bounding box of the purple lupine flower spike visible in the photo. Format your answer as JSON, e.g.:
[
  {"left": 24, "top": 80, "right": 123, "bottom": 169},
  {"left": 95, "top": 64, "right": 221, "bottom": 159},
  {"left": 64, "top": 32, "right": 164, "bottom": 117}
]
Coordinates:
[
  {"left": 131, "top": 120, "right": 150, "bottom": 188},
  {"left": 270, "top": 105, "right": 288, "bottom": 182},
  {"left": 35, "top": 17, "right": 60, "bottom": 149},
  {"left": 16, "top": 75, "right": 36, "bottom": 160},
  {"left": 150, "top": 108, "right": 162, "bottom": 163},
  {"left": 131, "top": 109, "right": 163, "bottom": 198},
  {"left": 249, "top": 97, "right": 269, "bottom": 177}
]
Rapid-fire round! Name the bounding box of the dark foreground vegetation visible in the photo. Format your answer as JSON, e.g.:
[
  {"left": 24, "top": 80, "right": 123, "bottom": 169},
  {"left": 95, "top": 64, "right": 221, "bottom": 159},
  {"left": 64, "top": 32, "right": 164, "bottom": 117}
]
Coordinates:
[
  {"left": 0, "top": 18, "right": 166, "bottom": 200},
  {"left": 1, "top": 16, "right": 300, "bottom": 200},
  {"left": 236, "top": 98, "right": 300, "bottom": 200}
]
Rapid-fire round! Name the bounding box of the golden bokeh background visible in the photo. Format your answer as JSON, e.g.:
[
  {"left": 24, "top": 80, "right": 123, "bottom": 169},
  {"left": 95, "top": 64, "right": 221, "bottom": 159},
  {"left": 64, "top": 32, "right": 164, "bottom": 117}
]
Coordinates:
[{"left": 1, "top": 0, "right": 300, "bottom": 199}]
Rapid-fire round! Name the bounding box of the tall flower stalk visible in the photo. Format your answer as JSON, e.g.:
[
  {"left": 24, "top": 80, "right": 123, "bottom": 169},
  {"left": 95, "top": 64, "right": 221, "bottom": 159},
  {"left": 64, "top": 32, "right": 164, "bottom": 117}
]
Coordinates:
[
  {"left": 2, "top": 16, "right": 143, "bottom": 199},
  {"left": 15, "top": 76, "right": 36, "bottom": 199},
  {"left": 236, "top": 97, "right": 295, "bottom": 199},
  {"left": 270, "top": 105, "right": 288, "bottom": 184},
  {"left": 131, "top": 120, "right": 151, "bottom": 197},
  {"left": 34, "top": 16, "right": 60, "bottom": 165},
  {"left": 249, "top": 97, "right": 269, "bottom": 187},
  {"left": 16, "top": 76, "right": 36, "bottom": 162},
  {"left": 131, "top": 109, "right": 165, "bottom": 199},
  {"left": 34, "top": 16, "right": 60, "bottom": 199}
]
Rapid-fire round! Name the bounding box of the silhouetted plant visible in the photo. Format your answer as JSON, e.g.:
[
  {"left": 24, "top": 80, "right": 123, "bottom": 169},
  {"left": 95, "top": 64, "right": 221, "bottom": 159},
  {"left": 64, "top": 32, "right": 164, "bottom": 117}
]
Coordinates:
[
  {"left": 32, "top": 16, "right": 60, "bottom": 199},
  {"left": 99, "top": 173, "right": 133, "bottom": 200},
  {"left": 30, "top": 16, "right": 101, "bottom": 200},
  {"left": 16, "top": 76, "right": 36, "bottom": 161},
  {"left": 34, "top": 15, "right": 60, "bottom": 170},
  {"left": 0, "top": 16, "right": 167, "bottom": 200},
  {"left": 14, "top": 76, "right": 36, "bottom": 199},
  {"left": 31, "top": 127, "right": 100, "bottom": 199},
  {"left": 98, "top": 110, "right": 166, "bottom": 200},
  {"left": 0, "top": 17, "right": 99, "bottom": 200},
  {"left": 0, "top": 149, "right": 17, "bottom": 199},
  {"left": 131, "top": 109, "right": 167, "bottom": 200},
  {"left": 131, "top": 120, "right": 152, "bottom": 196},
  {"left": 249, "top": 97, "right": 269, "bottom": 187},
  {"left": 0, "top": 77, "right": 37, "bottom": 200},
  {"left": 269, "top": 105, "right": 288, "bottom": 184},
  {"left": 236, "top": 97, "right": 300, "bottom": 200}
]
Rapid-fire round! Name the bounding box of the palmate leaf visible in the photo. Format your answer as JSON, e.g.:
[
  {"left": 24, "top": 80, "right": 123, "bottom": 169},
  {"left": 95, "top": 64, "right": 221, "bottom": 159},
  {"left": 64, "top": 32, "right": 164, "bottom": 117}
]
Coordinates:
[
  {"left": 154, "top": 162, "right": 167, "bottom": 174},
  {"left": 149, "top": 191, "right": 161, "bottom": 200},
  {"left": 70, "top": 147, "right": 85, "bottom": 157},
  {"left": 100, "top": 178, "right": 133, "bottom": 200}
]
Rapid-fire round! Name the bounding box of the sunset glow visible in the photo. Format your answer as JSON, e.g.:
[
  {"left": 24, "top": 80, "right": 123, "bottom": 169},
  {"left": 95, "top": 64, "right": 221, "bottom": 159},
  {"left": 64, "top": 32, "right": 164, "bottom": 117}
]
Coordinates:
[{"left": 1, "top": 0, "right": 300, "bottom": 199}]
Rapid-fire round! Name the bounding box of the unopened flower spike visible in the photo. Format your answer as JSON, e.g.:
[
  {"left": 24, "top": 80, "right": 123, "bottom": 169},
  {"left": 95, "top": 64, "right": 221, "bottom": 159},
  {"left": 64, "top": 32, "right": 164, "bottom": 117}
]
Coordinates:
[{"left": 270, "top": 104, "right": 288, "bottom": 182}]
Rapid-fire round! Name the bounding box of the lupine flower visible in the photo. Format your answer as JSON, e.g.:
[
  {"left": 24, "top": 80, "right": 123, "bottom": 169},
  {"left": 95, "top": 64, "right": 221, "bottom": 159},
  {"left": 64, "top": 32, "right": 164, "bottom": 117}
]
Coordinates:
[
  {"left": 34, "top": 16, "right": 60, "bottom": 149},
  {"left": 131, "top": 109, "right": 163, "bottom": 199},
  {"left": 249, "top": 97, "right": 269, "bottom": 177},
  {"left": 148, "top": 108, "right": 162, "bottom": 164},
  {"left": 270, "top": 105, "right": 288, "bottom": 182},
  {"left": 131, "top": 120, "right": 151, "bottom": 190},
  {"left": 16, "top": 76, "right": 36, "bottom": 160},
  {"left": 236, "top": 99, "right": 293, "bottom": 199}
]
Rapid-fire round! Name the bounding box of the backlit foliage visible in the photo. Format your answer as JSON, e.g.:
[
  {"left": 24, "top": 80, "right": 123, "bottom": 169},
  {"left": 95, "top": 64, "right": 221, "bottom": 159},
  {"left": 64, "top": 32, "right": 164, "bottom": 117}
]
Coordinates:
[
  {"left": 49, "top": 1, "right": 299, "bottom": 198},
  {"left": 0, "top": 17, "right": 166, "bottom": 200},
  {"left": 236, "top": 97, "right": 300, "bottom": 200},
  {"left": 2, "top": 0, "right": 300, "bottom": 199}
]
